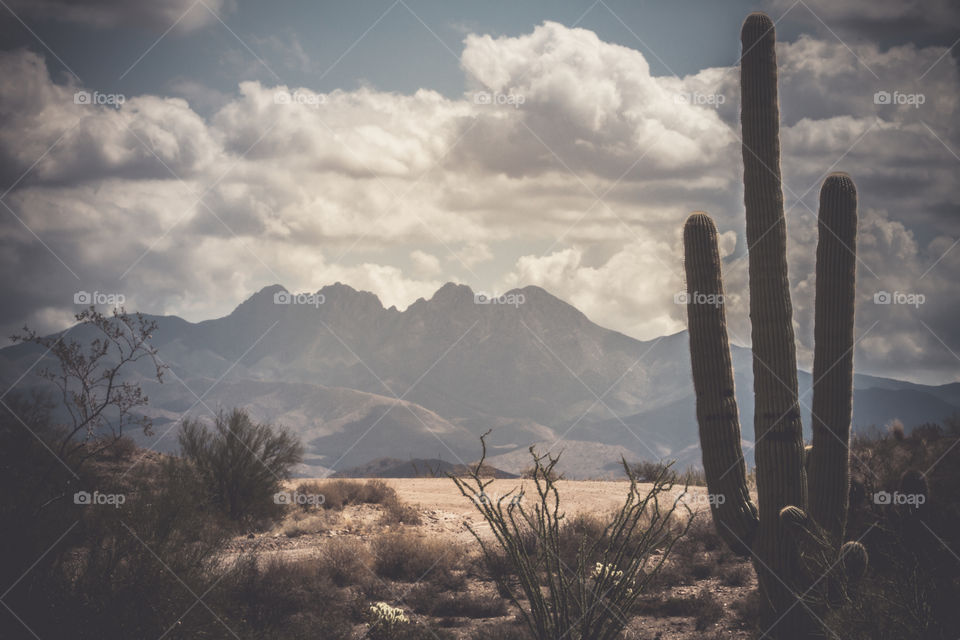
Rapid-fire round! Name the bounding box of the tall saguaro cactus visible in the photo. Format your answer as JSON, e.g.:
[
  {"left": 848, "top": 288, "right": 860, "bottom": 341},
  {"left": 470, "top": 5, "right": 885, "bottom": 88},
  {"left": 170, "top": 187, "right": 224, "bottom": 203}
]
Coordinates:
[
  {"left": 682, "top": 13, "right": 866, "bottom": 639},
  {"left": 739, "top": 13, "right": 809, "bottom": 621}
]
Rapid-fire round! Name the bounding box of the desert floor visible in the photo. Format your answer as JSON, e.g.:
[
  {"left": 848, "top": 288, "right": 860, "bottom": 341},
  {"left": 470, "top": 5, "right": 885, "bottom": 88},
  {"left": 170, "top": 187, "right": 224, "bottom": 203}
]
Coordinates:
[{"left": 223, "top": 478, "right": 759, "bottom": 639}]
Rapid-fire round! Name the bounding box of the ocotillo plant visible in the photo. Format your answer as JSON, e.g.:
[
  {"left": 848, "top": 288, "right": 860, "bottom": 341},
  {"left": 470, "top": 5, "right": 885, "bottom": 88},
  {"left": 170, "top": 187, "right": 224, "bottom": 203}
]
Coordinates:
[{"left": 682, "top": 13, "right": 866, "bottom": 638}]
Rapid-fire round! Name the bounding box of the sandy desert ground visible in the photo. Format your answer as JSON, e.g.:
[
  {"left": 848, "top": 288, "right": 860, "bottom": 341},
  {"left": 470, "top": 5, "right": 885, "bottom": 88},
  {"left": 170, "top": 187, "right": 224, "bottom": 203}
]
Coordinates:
[{"left": 223, "top": 478, "right": 758, "bottom": 639}]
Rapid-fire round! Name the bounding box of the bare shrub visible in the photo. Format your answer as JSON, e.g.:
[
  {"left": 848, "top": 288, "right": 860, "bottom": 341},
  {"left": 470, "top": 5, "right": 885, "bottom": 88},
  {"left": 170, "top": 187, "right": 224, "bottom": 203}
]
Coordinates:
[
  {"left": 407, "top": 584, "right": 507, "bottom": 618},
  {"left": 452, "top": 432, "right": 694, "bottom": 640},
  {"left": 372, "top": 531, "right": 459, "bottom": 581},
  {"left": 379, "top": 494, "right": 423, "bottom": 525},
  {"left": 319, "top": 536, "right": 371, "bottom": 586},
  {"left": 307, "top": 478, "right": 398, "bottom": 510}
]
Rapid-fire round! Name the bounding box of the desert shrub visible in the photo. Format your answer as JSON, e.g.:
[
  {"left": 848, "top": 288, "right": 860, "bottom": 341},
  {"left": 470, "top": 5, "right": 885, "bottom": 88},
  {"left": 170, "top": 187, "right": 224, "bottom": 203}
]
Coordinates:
[
  {"left": 359, "top": 573, "right": 395, "bottom": 601},
  {"left": 719, "top": 563, "right": 752, "bottom": 587},
  {"left": 296, "top": 478, "right": 415, "bottom": 524},
  {"left": 691, "top": 588, "right": 725, "bottom": 631},
  {"left": 379, "top": 494, "right": 423, "bottom": 525},
  {"left": 828, "top": 421, "right": 960, "bottom": 638},
  {"left": 452, "top": 434, "right": 694, "bottom": 640},
  {"left": 407, "top": 584, "right": 507, "bottom": 618},
  {"left": 365, "top": 602, "right": 457, "bottom": 640},
  {"left": 0, "top": 310, "right": 248, "bottom": 640},
  {"left": 634, "top": 587, "right": 723, "bottom": 630},
  {"left": 430, "top": 564, "right": 468, "bottom": 591},
  {"left": 217, "top": 556, "right": 354, "bottom": 640},
  {"left": 557, "top": 512, "right": 607, "bottom": 564},
  {"left": 0, "top": 440, "right": 237, "bottom": 639},
  {"left": 292, "top": 480, "right": 326, "bottom": 509},
  {"left": 628, "top": 460, "right": 706, "bottom": 486},
  {"left": 647, "top": 516, "right": 728, "bottom": 588},
  {"left": 474, "top": 546, "right": 516, "bottom": 586},
  {"left": 178, "top": 408, "right": 303, "bottom": 524},
  {"left": 363, "top": 479, "right": 396, "bottom": 501},
  {"left": 372, "top": 531, "right": 459, "bottom": 581},
  {"left": 282, "top": 510, "right": 334, "bottom": 537},
  {"left": 103, "top": 435, "right": 139, "bottom": 460},
  {"left": 319, "top": 536, "right": 372, "bottom": 586},
  {"left": 307, "top": 478, "right": 398, "bottom": 510},
  {"left": 9, "top": 307, "right": 166, "bottom": 463}
]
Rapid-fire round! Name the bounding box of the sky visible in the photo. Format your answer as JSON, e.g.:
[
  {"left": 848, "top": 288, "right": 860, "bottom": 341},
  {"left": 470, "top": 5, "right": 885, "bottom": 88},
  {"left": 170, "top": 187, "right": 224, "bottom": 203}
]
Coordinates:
[{"left": 0, "top": 0, "right": 957, "bottom": 385}]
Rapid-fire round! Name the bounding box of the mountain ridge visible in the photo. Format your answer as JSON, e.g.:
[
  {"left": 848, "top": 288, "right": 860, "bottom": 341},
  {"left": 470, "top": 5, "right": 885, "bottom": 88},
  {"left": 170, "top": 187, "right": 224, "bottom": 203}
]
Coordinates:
[{"left": 1, "top": 281, "right": 955, "bottom": 478}]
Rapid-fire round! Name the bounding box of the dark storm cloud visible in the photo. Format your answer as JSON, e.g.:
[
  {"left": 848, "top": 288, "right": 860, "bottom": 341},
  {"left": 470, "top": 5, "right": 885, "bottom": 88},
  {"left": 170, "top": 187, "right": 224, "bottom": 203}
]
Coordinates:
[{"left": 766, "top": 0, "right": 960, "bottom": 45}]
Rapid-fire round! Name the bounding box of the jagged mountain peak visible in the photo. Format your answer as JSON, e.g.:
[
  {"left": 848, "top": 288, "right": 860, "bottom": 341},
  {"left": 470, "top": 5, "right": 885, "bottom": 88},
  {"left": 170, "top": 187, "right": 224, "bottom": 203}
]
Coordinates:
[
  {"left": 427, "top": 281, "right": 475, "bottom": 306},
  {"left": 225, "top": 284, "right": 287, "bottom": 320},
  {"left": 318, "top": 282, "right": 385, "bottom": 311}
]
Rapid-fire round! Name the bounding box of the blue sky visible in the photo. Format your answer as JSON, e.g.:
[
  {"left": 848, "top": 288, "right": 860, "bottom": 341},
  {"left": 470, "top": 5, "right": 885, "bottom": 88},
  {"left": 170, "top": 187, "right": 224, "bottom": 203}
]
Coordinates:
[
  {"left": 0, "top": 0, "right": 958, "bottom": 384},
  {"left": 4, "top": 1, "right": 762, "bottom": 102},
  {"left": 6, "top": 0, "right": 952, "bottom": 109}
]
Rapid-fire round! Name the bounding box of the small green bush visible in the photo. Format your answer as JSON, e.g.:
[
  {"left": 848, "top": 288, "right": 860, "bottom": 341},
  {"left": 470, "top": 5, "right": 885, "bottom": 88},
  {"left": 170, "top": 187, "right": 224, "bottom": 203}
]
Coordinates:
[{"left": 179, "top": 408, "right": 303, "bottom": 524}]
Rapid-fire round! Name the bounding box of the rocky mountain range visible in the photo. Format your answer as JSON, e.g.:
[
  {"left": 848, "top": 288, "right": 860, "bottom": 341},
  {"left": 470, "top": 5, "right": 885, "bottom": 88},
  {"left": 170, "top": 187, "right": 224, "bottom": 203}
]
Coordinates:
[{"left": 2, "top": 282, "right": 957, "bottom": 478}]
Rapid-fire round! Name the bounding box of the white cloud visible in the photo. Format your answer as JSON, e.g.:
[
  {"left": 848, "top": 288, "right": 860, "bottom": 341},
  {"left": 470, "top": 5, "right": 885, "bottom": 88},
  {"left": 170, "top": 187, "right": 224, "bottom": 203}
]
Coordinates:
[
  {"left": 410, "top": 250, "right": 441, "bottom": 275},
  {"left": 458, "top": 241, "right": 494, "bottom": 267},
  {"left": 0, "top": 20, "right": 957, "bottom": 382}
]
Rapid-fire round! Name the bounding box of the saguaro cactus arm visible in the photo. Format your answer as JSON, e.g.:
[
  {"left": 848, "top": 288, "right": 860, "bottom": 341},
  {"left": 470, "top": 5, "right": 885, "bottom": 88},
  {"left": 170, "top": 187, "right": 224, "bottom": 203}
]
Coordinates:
[
  {"left": 808, "top": 173, "right": 858, "bottom": 542},
  {"left": 683, "top": 212, "right": 759, "bottom": 555}
]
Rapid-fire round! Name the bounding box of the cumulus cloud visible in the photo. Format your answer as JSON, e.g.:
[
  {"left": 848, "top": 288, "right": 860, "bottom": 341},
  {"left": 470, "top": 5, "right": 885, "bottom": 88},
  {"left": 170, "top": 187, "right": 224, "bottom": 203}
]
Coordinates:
[
  {"left": 0, "top": 20, "right": 957, "bottom": 383},
  {"left": 457, "top": 22, "right": 736, "bottom": 181},
  {"left": 0, "top": 50, "right": 218, "bottom": 190}
]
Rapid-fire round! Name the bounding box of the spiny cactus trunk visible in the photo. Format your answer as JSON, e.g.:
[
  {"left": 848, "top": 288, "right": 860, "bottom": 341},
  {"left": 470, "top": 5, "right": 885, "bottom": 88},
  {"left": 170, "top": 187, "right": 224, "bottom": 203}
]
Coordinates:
[
  {"left": 683, "top": 213, "right": 759, "bottom": 555},
  {"left": 808, "top": 174, "right": 858, "bottom": 543},
  {"left": 685, "top": 12, "right": 866, "bottom": 639},
  {"left": 740, "top": 12, "right": 808, "bottom": 631}
]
